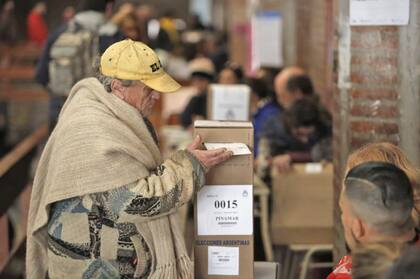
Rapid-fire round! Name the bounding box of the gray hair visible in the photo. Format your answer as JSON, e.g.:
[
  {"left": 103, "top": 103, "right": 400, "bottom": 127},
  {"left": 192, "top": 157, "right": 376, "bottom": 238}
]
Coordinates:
[
  {"left": 93, "top": 56, "right": 135, "bottom": 92},
  {"left": 344, "top": 162, "right": 414, "bottom": 236}
]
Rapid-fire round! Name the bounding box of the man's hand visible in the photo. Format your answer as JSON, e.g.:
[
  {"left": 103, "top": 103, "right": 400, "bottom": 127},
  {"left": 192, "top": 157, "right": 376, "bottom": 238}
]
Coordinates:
[
  {"left": 272, "top": 154, "right": 292, "bottom": 173},
  {"left": 187, "top": 135, "right": 233, "bottom": 171}
]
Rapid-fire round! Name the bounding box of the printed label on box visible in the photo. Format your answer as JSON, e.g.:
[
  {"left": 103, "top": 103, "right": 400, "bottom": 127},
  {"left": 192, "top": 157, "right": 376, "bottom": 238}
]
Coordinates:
[
  {"left": 197, "top": 185, "right": 253, "bottom": 236},
  {"left": 208, "top": 246, "right": 239, "bottom": 275}
]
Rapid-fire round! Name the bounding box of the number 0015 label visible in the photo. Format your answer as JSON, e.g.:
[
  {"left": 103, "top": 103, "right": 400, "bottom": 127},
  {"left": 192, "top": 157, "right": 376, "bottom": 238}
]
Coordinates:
[{"left": 197, "top": 185, "right": 253, "bottom": 236}]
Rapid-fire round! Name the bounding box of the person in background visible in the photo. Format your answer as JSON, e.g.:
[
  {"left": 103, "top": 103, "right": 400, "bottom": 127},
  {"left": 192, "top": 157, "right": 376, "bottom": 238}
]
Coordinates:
[
  {"left": 253, "top": 66, "right": 304, "bottom": 157},
  {"left": 26, "top": 39, "right": 233, "bottom": 279},
  {"left": 186, "top": 13, "right": 206, "bottom": 30},
  {"left": 137, "top": 5, "right": 174, "bottom": 52},
  {"left": 218, "top": 62, "right": 243, "bottom": 84},
  {"left": 206, "top": 32, "right": 229, "bottom": 73},
  {"left": 257, "top": 99, "right": 331, "bottom": 175},
  {"left": 256, "top": 67, "right": 280, "bottom": 98},
  {"left": 62, "top": 6, "right": 75, "bottom": 23},
  {"left": 159, "top": 10, "right": 179, "bottom": 47},
  {"left": 35, "top": 0, "right": 107, "bottom": 130},
  {"left": 345, "top": 142, "right": 420, "bottom": 227},
  {"left": 98, "top": 2, "right": 137, "bottom": 53},
  {"left": 247, "top": 77, "right": 269, "bottom": 157},
  {"left": 180, "top": 57, "right": 215, "bottom": 128},
  {"left": 98, "top": 3, "right": 135, "bottom": 53},
  {"left": 27, "top": 1, "right": 48, "bottom": 46},
  {"left": 134, "top": 4, "right": 153, "bottom": 44},
  {"left": 0, "top": 0, "right": 18, "bottom": 44},
  {"left": 285, "top": 74, "right": 315, "bottom": 102},
  {"left": 274, "top": 66, "right": 305, "bottom": 109},
  {"left": 327, "top": 161, "right": 420, "bottom": 279}
]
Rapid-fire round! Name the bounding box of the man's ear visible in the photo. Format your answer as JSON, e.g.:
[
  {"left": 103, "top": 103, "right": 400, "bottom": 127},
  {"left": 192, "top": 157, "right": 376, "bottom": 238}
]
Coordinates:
[
  {"left": 110, "top": 79, "right": 125, "bottom": 99},
  {"left": 352, "top": 217, "right": 365, "bottom": 240}
]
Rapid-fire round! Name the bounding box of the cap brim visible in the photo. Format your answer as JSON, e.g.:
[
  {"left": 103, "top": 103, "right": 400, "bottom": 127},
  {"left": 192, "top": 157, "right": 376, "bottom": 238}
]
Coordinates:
[{"left": 143, "top": 72, "right": 181, "bottom": 93}]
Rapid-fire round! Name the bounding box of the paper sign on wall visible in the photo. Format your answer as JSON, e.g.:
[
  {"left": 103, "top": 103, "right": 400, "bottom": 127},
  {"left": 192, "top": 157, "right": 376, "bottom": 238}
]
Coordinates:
[
  {"left": 251, "top": 11, "right": 283, "bottom": 70},
  {"left": 208, "top": 246, "right": 239, "bottom": 276},
  {"left": 350, "top": 0, "right": 410, "bottom": 26},
  {"left": 197, "top": 185, "right": 253, "bottom": 236}
]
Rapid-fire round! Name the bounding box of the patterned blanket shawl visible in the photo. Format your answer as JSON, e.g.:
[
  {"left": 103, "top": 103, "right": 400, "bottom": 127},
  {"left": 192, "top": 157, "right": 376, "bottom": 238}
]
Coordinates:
[{"left": 26, "top": 77, "right": 192, "bottom": 278}]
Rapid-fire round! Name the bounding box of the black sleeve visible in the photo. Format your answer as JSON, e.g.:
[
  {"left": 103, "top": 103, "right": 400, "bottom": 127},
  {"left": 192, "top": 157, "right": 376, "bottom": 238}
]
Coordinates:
[{"left": 180, "top": 96, "right": 199, "bottom": 128}]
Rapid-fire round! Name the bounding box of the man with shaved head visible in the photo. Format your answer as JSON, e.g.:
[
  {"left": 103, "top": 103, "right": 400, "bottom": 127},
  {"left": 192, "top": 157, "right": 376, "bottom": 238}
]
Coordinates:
[{"left": 327, "top": 161, "right": 420, "bottom": 279}]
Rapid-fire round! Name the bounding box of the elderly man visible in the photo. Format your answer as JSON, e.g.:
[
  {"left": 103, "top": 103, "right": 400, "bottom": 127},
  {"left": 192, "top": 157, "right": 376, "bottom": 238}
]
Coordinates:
[
  {"left": 253, "top": 66, "right": 305, "bottom": 156},
  {"left": 328, "top": 161, "right": 419, "bottom": 279},
  {"left": 26, "top": 40, "right": 232, "bottom": 279}
]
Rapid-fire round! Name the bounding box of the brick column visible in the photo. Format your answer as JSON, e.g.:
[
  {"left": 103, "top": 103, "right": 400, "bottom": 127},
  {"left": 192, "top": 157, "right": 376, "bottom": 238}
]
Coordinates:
[{"left": 334, "top": 0, "right": 420, "bottom": 260}]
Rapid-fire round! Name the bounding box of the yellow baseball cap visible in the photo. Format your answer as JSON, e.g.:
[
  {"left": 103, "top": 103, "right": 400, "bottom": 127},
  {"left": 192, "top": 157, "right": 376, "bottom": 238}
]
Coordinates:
[{"left": 100, "top": 39, "right": 181, "bottom": 93}]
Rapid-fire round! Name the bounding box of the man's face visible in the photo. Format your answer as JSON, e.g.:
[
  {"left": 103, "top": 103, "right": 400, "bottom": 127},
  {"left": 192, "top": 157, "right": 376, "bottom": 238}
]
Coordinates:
[
  {"left": 121, "top": 81, "right": 160, "bottom": 117},
  {"left": 278, "top": 90, "right": 295, "bottom": 109},
  {"left": 339, "top": 191, "right": 361, "bottom": 250}
]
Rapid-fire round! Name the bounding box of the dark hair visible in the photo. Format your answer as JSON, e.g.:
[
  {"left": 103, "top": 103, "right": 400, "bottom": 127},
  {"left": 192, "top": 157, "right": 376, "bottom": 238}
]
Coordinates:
[
  {"left": 222, "top": 62, "right": 243, "bottom": 82},
  {"left": 286, "top": 74, "right": 314, "bottom": 96},
  {"left": 77, "top": 0, "right": 108, "bottom": 12},
  {"left": 283, "top": 99, "right": 321, "bottom": 129},
  {"left": 385, "top": 246, "right": 420, "bottom": 279},
  {"left": 191, "top": 71, "right": 214, "bottom": 82},
  {"left": 345, "top": 161, "right": 414, "bottom": 235},
  {"left": 258, "top": 67, "right": 281, "bottom": 100},
  {"left": 246, "top": 77, "right": 268, "bottom": 100}
]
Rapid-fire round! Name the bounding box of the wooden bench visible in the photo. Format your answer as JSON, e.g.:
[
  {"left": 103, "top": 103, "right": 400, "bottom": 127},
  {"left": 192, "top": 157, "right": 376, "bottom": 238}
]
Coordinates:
[{"left": 0, "top": 124, "right": 48, "bottom": 275}]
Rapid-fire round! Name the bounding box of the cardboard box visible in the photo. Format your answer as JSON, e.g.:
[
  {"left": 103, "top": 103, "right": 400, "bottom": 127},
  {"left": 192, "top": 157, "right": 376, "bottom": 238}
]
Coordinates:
[
  {"left": 207, "top": 85, "right": 251, "bottom": 121},
  {"left": 194, "top": 120, "right": 254, "bottom": 279},
  {"left": 270, "top": 163, "right": 334, "bottom": 245}
]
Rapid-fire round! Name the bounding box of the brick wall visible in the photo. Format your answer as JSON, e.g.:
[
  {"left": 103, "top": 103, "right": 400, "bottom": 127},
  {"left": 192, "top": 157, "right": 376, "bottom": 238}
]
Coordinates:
[{"left": 334, "top": 0, "right": 420, "bottom": 259}]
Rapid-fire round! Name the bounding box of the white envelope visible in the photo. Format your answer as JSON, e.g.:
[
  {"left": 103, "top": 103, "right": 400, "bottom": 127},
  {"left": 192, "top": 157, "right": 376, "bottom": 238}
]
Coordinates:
[{"left": 204, "top": 142, "right": 251, "bottom": 156}]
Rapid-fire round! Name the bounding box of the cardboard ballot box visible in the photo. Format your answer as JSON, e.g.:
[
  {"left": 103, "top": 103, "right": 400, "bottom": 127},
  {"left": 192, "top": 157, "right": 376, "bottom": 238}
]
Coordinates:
[
  {"left": 194, "top": 120, "right": 254, "bottom": 279},
  {"left": 207, "top": 84, "right": 251, "bottom": 121},
  {"left": 270, "top": 163, "right": 334, "bottom": 245}
]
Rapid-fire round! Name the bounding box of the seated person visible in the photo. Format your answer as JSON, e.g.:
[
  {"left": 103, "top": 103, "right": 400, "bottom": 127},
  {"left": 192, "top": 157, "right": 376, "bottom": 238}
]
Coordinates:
[
  {"left": 253, "top": 66, "right": 304, "bottom": 156},
  {"left": 328, "top": 162, "right": 420, "bottom": 279},
  {"left": 257, "top": 99, "right": 331, "bottom": 176},
  {"left": 180, "top": 57, "right": 215, "bottom": 128}
]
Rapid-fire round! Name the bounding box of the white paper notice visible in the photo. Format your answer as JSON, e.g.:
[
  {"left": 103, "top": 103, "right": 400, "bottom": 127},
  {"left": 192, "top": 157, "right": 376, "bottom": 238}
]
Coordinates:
[
  {"left": 251, "top": 11, "right": 283, "bottom": 70},
  {"left": 208, "top": 246, "right": 239, "bottom": 276},
  {"left": 204, "top": 142, "right": 251, "bottom": 156},
  {"left": 305, "top": 163, "right": 323, "bottom": 174},
  {"left": 197, "top": 185, "right": 253, "bottom": 236},
  {"left": 210, "top": 84, "right": 250, "bottom": 121},
  {"left": 350, "top": 0, "right": 410, "bottom": 26}
]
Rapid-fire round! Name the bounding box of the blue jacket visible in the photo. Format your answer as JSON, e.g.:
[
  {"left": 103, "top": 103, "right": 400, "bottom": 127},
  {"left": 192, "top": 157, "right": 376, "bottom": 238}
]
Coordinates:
[{"left": 252, "top": 100, "right": 282, "bottom": 156}]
